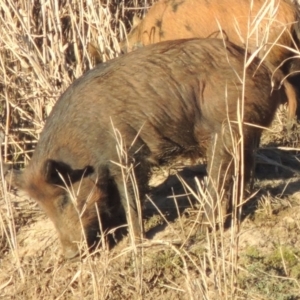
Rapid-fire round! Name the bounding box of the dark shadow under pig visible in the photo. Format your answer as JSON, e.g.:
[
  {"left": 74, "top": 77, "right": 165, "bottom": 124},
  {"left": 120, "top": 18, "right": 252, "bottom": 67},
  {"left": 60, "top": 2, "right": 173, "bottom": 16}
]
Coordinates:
[{"left": 4, "top": 38, "right": 285, "bottom": 258}]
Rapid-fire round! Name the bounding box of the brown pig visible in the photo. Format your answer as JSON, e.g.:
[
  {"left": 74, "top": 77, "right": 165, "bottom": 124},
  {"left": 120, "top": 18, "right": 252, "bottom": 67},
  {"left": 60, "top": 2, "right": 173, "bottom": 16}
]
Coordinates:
[
  {"left": 5, "top": 38, "right": 284, "bottom": 258},
  {"left": 120, "top": 0, "right": 300, "bottom": 122}
]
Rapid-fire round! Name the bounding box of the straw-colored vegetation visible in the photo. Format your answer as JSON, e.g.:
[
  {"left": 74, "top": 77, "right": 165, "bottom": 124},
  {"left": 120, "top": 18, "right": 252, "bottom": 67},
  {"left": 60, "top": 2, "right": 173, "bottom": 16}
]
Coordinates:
[{"left": 1, "top": 0, "right": 300, "bottom": 299}]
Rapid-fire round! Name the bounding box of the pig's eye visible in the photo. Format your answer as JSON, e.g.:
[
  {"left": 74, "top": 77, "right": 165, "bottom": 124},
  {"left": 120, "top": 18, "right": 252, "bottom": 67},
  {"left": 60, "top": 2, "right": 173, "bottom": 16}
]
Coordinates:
[{"left": 59, "top": 195, "right": 69, "bottom": 210}]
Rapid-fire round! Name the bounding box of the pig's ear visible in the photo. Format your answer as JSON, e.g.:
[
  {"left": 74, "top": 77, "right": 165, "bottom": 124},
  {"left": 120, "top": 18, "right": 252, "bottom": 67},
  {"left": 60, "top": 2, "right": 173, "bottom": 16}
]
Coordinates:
[
  {"left": 43, "top": 159, "right": 94, "bottom": 185},
  {"left": 2, "top": 165, "right": 25, "bottom": 189}
]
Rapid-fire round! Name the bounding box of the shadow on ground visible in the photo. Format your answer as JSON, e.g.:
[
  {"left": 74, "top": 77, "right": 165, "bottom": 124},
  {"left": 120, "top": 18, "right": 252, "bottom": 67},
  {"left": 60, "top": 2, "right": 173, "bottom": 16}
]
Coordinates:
[{"left": 142, "top": 148, "right": 300, "bottom": 238}]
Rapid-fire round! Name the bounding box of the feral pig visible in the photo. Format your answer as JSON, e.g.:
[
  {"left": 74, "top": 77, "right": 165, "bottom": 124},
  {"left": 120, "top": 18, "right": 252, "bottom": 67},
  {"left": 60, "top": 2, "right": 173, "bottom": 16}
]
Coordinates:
[
  {"left": 120, "top": 0, "right": 300, "bottom": 122},
  {"left": 5, "top": 38, "right": 284, "bottom": 259}
]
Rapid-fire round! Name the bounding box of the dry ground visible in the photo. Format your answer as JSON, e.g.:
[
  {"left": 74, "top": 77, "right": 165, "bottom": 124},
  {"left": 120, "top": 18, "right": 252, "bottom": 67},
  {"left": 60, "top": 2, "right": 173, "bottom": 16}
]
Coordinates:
[{"left": 1, "top": 0, "right": 300, "bottom": 299}]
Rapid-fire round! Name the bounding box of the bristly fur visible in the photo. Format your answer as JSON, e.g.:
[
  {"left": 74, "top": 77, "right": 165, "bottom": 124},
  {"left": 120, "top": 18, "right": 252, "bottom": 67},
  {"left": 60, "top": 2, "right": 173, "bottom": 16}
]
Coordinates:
[
  {"left": 6, "top": 38, "right": 285, "bottom": 258},
  {"left": 119, "top": 0, "right": 300, "bottom": 122}
]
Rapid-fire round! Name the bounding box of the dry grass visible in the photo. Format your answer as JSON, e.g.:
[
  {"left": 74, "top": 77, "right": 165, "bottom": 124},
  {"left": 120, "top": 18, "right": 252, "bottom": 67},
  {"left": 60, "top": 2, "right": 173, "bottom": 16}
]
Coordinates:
[
  {"left": 1, "top": 0, "right": 300, "bottom": 299},
  {"left": 0, "top": 0, "right": 153, "bottom": 166}
]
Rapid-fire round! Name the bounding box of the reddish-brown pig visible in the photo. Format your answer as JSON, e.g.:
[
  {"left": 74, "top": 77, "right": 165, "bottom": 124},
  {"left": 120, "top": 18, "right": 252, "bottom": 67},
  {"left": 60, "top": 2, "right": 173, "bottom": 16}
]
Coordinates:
[
  {"left": 5, "top": 38, "right": 284, "bottom": 258},
  {"left": 120, "top": 0, "right": 300, "bottom": 122}
]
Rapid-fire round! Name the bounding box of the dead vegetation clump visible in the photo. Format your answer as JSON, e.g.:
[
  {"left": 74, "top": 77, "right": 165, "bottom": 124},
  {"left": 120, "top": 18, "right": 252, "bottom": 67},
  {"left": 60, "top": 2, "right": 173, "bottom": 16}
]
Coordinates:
[
  {"left": 1, "top": 0, "right": 300, "bottom": 299},
  {"left": 0, "top": 0, "right": 155, "bottom": 166}
]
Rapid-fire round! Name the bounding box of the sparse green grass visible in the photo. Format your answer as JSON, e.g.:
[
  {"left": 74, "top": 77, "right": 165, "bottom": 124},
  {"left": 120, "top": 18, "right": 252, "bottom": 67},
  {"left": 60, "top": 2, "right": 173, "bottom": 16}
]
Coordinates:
[{"left": 239, "top": 245, "right": 300, "bottom": 299}]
